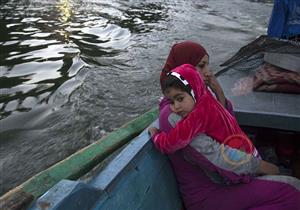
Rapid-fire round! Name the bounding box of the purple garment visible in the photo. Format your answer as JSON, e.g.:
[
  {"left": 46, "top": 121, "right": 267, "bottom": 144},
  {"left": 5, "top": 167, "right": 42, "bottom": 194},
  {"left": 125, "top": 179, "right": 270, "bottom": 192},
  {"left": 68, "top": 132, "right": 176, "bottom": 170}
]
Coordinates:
[{"left": 159, "top": 99, "right": 300, "bottom": 210}]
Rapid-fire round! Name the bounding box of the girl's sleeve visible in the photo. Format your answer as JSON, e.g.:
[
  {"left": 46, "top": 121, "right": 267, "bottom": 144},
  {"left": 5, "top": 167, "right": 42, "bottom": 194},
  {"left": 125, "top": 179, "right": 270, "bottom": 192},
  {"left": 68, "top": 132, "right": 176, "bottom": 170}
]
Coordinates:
[
  {"left": 154, "top": 98, "right": 232, "bottom": 154},
  {"left": 153, "top": 108, "right": 208, "bottom": 154}
]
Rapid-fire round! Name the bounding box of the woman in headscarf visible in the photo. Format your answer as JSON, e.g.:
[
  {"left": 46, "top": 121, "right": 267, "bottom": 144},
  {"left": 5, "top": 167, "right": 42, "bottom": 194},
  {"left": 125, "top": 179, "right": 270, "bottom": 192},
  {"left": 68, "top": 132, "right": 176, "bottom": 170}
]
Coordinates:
[
  {"left": 159, "top": 41, "right": 233, "bottom": 132},
  {"left": 151, "top": 41, "right": 300, "bottom": 210},
  {"left": 160, "top": 41, "right": 228, "bottom": 107}
]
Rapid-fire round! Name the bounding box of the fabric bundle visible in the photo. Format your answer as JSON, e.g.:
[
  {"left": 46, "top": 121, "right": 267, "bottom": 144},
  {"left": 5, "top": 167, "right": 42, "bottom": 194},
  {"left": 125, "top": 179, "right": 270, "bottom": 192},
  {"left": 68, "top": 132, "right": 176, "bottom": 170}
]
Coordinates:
[{"left": 253, "top": 63, "right": 300, "bottom": 94}]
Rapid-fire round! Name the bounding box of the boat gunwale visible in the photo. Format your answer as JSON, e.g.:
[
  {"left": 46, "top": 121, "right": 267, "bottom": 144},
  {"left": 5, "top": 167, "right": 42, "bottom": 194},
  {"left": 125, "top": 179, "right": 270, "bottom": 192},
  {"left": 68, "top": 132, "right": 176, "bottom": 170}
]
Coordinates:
[{"left": 0, "top": 108, "right": 159, "bottom": 210}]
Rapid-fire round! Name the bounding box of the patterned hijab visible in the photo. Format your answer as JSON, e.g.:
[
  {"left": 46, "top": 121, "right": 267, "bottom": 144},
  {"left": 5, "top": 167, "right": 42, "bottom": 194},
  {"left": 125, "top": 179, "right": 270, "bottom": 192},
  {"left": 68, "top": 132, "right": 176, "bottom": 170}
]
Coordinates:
[{"left": 160, "top": 41, "right": 208, "bottom": 86}]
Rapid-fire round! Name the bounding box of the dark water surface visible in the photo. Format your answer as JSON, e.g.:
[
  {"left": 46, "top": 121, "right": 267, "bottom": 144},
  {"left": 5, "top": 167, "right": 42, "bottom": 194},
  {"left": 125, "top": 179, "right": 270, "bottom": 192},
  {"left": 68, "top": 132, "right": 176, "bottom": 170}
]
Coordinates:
[{"left": 0, "top": 0, "right": 272, "bottom": 195}]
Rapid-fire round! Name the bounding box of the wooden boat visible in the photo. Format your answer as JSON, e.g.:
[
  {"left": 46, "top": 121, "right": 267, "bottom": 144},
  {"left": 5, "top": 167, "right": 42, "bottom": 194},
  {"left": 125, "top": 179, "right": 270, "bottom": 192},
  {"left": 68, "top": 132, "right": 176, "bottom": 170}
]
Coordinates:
[
  {"left": 28, "top": 119, "right": 183, "bottom": 210},
  {"left": 0, "top": 109, "right": 167, "bottom": 210},
  {"left": 1, "top": 36, "right": 299, "bottom": 210}
]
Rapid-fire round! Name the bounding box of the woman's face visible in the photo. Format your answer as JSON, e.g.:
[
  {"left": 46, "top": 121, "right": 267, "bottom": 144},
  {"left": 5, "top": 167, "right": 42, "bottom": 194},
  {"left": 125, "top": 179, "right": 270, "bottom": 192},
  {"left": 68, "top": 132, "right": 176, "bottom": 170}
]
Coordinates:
[{"left": 195, "top": 55, "right": 209, "bottom": 85}]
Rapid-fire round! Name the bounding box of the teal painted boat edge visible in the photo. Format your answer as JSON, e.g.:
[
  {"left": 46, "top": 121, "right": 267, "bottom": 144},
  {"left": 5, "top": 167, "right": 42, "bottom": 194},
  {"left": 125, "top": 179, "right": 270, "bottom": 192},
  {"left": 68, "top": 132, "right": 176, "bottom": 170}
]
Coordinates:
[
  {"left": 89, "top": 120, "right": 159, "bottom": 191},
  {"left": 29, "top": 180, "right": 103, "bottom": 210},
  {"left": 90, "top": 126, "right": 152, "bottom": 190},
  {"left": 29, "top": 120, "right": 183, "bottom": 210},
  {"left": 92, "top": 125, "right": 182, "bottom": 210},
  {"left": 235, "top": 109, "right": 300, "bottom": 132}
]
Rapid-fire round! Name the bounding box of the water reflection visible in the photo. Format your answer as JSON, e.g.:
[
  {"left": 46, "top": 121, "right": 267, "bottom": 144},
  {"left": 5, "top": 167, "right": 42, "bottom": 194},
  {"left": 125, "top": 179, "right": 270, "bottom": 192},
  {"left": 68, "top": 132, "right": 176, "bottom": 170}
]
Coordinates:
[
  {"left": 57, "top": 0, "right": 72, "bottom": 23},
  {"left": 57, "top": 0, "right": 73, "bottom": 43}
]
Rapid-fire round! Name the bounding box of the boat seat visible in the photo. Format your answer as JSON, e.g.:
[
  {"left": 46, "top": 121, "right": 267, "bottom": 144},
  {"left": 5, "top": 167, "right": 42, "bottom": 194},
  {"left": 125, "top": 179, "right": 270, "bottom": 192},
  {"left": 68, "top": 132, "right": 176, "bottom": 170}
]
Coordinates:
[{"left": 218, "top": 68, "right": 300, "bottom": 132}]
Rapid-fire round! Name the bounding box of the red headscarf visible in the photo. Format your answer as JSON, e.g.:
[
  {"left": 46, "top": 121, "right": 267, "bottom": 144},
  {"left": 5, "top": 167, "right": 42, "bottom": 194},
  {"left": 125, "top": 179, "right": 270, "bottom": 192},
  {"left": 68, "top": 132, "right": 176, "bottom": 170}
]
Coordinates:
[
  {"left": 160, "top": 41, "right": 208, "bottom": 86},
  {"left": 154, "top": 64, "right": 256, "bottom": 155}
]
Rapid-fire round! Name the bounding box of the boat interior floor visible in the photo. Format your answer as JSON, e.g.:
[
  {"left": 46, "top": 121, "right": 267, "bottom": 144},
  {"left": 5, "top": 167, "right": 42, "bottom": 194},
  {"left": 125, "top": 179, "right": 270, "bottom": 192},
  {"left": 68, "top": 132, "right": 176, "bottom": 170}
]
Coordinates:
[{"left": 242, "top": 126, "right": 300, "bottom": 180}]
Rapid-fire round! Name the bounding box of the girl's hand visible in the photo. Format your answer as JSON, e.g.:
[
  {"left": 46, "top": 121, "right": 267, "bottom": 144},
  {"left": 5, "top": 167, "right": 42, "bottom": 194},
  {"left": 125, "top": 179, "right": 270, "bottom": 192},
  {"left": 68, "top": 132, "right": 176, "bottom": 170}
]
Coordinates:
[{"left": 148, "top": 127, "right": 159, "bottom": 138}]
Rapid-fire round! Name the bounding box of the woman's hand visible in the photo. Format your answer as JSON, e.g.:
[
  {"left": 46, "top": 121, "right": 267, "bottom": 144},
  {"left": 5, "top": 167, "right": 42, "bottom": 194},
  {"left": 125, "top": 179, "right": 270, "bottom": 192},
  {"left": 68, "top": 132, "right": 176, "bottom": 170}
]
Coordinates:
[
  {"left": 257, "top": 160, "right": 280, "bottom": 175},
  {"left": 148, "top": 127, "right": 159, "bottom": 138},
  {"left": 196, "top": 57, "right": 227, "bottom": 107},
  {"left": 203, "top": 70, "right": 226, "bottom": 107}
]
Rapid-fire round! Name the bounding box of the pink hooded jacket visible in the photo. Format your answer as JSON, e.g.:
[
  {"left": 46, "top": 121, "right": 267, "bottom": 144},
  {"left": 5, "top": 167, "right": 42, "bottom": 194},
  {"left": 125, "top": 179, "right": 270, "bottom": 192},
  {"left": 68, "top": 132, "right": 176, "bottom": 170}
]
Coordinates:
[{"left": 153, "top": 64, "right": 257, "bottom": 156}]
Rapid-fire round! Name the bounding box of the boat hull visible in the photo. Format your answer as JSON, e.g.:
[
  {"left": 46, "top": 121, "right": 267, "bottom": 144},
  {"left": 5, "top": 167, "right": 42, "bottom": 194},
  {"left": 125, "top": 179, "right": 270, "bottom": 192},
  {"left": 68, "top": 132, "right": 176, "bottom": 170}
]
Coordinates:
[{"left": 29, "top": 122, "right": 183, "bottom": 210}]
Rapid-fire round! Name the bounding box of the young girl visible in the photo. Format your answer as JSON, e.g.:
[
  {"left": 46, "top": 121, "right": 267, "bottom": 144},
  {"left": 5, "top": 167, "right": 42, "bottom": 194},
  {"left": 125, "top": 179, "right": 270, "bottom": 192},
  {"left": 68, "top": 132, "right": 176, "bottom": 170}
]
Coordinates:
[
  {"left": 149, "top": 64, "right": 279, "bottom": 178},
  {"left": 160, "top": 40, "right": 229, "bottom": 109},
  {"left": 158, "top": 41, "right": 234, "bottom": 137}
]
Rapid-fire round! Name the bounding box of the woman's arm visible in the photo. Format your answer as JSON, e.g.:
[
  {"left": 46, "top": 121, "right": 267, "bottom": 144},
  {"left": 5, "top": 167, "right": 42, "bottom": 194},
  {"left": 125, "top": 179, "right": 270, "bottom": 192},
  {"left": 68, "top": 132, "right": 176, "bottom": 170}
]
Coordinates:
[
  {"left": 207, "top": 74, "right": 226, "bottom": 107},
  {"left": 205, "top": 70, "right": 234, "bottom": 113},
  {"left": 153, "top": 107, "right": 267, "bottom": 184},
  {"left": 183, "top": 134, "right": 261, "bottom": 184},
  {"left": 182, "top": 132, "right": 279, "bottom": 184}
]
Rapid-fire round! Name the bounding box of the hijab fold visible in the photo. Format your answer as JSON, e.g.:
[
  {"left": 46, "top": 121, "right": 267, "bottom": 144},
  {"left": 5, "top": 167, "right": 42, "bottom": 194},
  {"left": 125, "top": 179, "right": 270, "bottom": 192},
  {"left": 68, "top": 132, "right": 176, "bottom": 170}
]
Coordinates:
[{"left": 160, "top": 41, "right": 208, "bottom": 86}]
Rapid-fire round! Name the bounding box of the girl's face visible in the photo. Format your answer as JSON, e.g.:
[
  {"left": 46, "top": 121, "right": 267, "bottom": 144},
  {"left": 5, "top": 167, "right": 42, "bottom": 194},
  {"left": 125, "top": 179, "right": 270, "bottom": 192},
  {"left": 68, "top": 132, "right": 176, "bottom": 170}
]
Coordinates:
[
  {"left": 164, "top": 87, "right": 195, "bottom": 118},
  {"left": 195, "top": 55, "right": 209, "bottom": 85}
]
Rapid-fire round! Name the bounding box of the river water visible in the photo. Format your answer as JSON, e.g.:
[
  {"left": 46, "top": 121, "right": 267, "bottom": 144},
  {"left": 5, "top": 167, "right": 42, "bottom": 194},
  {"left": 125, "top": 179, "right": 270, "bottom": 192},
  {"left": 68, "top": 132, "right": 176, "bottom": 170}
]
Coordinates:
[{"left": 0, "top": 0, "right": 272, "bottom": 195}]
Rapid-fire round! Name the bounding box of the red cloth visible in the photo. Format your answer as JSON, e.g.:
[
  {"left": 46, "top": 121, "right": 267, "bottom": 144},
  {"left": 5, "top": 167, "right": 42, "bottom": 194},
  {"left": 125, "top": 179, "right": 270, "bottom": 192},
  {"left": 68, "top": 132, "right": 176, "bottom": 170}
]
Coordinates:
[
  {"left": 160, "top": 41, "right": 208, "bottom": 87},
  {"left": 153, "top": 64, "right": 256, "bottom": 155},
  {"left": 253, "top": 63, "right": 300, "bottom": 94}
]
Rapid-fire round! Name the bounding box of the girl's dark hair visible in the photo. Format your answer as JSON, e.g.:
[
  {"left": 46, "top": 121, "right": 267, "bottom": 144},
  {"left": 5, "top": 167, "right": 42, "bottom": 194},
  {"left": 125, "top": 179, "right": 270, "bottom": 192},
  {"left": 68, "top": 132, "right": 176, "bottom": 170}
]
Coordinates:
[{"left": 161, "top": 74, "right": 192, "bottom": 96}]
